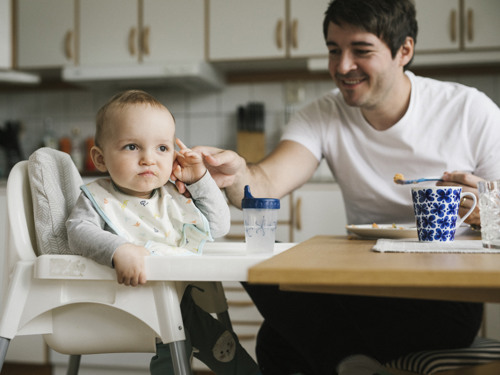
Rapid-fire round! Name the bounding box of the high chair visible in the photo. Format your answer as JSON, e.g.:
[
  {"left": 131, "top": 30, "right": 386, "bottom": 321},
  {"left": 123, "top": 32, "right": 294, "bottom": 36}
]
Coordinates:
[{"left": 0, "top": 148, "right": 231, "bottom": 375}]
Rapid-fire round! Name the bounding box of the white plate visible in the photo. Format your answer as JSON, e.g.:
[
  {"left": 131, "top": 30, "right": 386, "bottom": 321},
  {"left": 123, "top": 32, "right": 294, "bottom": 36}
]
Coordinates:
[{"left": 346, "top": 224, "right": 418, "bottom": 239}]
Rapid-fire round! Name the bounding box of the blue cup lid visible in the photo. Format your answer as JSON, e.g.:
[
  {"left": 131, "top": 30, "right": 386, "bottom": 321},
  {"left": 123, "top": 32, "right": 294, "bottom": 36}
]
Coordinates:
[{"left": 241, "top": 185, "right": 280, "bottom": 209}]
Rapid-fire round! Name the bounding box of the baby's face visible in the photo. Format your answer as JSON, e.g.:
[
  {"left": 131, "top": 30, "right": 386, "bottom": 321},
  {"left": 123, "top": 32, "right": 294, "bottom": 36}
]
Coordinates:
[{"left": 99, "top": 104, "right": 176, "bottom": 199}]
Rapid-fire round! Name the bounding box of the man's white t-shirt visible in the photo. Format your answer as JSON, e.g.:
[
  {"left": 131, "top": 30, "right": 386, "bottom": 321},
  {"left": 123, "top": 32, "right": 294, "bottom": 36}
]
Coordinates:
[{"left": 282, "top": 71, "right": 500, "bottom": 225}]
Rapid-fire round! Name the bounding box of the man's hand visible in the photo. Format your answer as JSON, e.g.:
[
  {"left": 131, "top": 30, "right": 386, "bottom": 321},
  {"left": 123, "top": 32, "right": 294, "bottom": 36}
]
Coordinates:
[
  {"left": 112, "top": 243, "right": 150, "bottom": 286},
  {"left": 174, "top": 145, "right": 247, "bottom": 195}
]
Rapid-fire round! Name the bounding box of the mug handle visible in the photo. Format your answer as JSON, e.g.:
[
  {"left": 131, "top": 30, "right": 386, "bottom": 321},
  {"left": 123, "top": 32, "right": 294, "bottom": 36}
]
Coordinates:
[{"left": 456, "top": 192, "right": 477, "bottom": 227}]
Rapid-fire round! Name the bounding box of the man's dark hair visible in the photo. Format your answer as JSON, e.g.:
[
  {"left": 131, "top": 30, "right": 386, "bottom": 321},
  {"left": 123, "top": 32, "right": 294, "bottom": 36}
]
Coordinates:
[{"left": 323, "top": 0, "right": 418, "bottom": 69}]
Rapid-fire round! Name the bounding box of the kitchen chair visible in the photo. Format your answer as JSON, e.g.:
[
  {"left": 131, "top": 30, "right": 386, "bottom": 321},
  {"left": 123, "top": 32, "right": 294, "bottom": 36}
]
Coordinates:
[{"left": 0, "top": 148, "right": 231, "bottom": 375}]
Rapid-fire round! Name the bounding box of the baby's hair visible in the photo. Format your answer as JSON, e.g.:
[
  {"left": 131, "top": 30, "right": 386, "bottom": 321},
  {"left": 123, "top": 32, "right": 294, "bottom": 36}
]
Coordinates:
[{"left": 95, "top": 90, "right": 167, "bottom": 147}]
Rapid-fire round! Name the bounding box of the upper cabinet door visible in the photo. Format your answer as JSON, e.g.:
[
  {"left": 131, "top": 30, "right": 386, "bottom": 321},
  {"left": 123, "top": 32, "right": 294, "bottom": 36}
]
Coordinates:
[
  {"left": 16, "top": 0, "right": 75, "bottom": 68},
  {"left": 463, "top": 0, "right": 500, "bottom": 50},
  {"left": 208, "top": 0, "right": 286, "bottom": 60},
  {"left": 414, "top": 0, "right": 460, "bottom": 53},
  {"left": 142, "top": 0, "right": 204, "bottom": 63},
  {"left": 288, "top": 0, "right": 329, "bottom": 58},
  {"left": 79, "top": 0, "right": 138, "bottom": 66}
]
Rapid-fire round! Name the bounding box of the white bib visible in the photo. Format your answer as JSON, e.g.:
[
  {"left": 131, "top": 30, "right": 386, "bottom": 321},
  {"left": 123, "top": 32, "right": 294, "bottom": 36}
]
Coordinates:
[{"left": 82, "top": 178, "right": 212, "bottom": 255}]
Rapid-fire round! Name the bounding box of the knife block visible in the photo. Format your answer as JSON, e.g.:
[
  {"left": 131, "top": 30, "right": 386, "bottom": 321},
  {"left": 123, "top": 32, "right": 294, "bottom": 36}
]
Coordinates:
[{"left": 237, "top": 131, "right": 266, "bottom": 163}]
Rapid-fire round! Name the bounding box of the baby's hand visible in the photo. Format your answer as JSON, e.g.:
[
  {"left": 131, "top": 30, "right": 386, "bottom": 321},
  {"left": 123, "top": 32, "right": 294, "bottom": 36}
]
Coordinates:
[
  {"left": 171, "top": 138, "right": 207, "bottom": 185},
  {"left": 112, "top": 243, "right": 150, "bottom": 286}
]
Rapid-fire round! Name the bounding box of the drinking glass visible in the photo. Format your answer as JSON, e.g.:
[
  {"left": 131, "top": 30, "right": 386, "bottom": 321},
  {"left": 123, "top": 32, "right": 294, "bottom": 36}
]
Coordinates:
[{"left": 478, "top": 180, "right": 500, "bottom": 249}]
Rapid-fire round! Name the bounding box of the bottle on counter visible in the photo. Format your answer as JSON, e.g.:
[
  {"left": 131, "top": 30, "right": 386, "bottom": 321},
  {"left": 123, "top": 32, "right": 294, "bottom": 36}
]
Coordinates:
[{"left": 59, "top": 137, "right": 71, "bottom": 155}]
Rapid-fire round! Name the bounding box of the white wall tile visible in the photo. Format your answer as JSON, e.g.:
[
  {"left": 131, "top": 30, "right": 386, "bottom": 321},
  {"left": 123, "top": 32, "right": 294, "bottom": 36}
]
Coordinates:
[
  {"left": 173, "top": 115, "right": 188, "bottom": 144},
  {"left": 188, "top": 90, "right": 220, "bottom": 115},
  {"left": 40, "top": 91, "right": 66, "bottom": 118},
  {"left": 220, "top": 84, "right": 252, "bottom": 114},
  {"left": 456, "top": 75, "right": 496, "bottom": 101},
  {"left": 251, "top": 82, "right": 284, "bottom": 112},
  {"left": 4, "top": 73, "right": 500, "bottom": 162},
  {"left": 189, "top": 115, "right": 222, "bottom": 147},
  {"left": 152, "top": 89, "right": 188, "bottom": 117},
  {"left": 68, "top": 90, "right": 95, "bottom": 117}
]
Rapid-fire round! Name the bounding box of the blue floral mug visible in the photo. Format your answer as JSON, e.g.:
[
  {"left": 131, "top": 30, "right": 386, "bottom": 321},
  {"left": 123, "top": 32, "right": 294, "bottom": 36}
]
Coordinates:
[{"left": 411, "top": 186, "right": 477, "bottom": 242}]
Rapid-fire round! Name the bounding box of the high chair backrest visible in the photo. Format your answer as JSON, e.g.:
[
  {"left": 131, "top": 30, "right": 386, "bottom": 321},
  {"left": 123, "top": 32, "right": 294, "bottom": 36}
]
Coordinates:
[
  {"left": 26, "top": 147, "right": 82, "bottom": 257},
  {"left": 5, "top": 160, "right": 36, "bottom": 268}
]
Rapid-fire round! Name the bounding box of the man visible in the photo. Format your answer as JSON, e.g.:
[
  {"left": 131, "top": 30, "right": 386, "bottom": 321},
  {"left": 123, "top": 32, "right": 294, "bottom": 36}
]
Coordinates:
[{"left": 176, "top": 0, "right": 500, "bottom": 373}]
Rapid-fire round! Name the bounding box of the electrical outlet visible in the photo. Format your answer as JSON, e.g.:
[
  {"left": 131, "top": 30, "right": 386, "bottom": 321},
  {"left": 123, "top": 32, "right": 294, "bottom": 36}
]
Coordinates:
[{"left": 285, "top": 82, "right": 305, "bottom": 104}]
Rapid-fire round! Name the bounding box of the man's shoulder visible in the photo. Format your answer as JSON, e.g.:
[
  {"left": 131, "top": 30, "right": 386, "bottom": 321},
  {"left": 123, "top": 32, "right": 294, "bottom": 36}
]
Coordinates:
[{"left": 410, "top": 71, "right": 478, "bottom": 95}]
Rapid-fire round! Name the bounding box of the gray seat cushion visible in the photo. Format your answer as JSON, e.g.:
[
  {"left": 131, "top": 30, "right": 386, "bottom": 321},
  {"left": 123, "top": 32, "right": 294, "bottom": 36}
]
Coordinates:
[{"left": 28, "top": 147, "right": 83, "bottom": 255}]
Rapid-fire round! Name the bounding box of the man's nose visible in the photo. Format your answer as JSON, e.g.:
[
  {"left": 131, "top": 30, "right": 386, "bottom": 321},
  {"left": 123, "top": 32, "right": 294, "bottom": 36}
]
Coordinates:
[{"left": 336, "top": 51, "right": 357, "bottom": 74}]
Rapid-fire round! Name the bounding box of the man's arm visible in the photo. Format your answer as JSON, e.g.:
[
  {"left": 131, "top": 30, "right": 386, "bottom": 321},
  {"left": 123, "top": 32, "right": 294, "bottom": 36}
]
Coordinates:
[{"left": 194, "top": 140, "right": 319, "bottom": 208}]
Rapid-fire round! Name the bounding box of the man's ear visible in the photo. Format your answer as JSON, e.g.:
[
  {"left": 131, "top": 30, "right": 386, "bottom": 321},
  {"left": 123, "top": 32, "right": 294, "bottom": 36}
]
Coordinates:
[
  {"left": 90, "top": 145, "right": 108, "bottom": 173},
  {"left": 398, "top": 36, "right": 414, "bottom": 67}
]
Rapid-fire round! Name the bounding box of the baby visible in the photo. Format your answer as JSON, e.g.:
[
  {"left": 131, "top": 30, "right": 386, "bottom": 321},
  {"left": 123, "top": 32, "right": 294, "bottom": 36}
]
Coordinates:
[
  {"left": 66, "top": 90, "right": 259, "bottom": 375},
  {"left": 66, "top": 89, "right": 230, "bottom": 286}
]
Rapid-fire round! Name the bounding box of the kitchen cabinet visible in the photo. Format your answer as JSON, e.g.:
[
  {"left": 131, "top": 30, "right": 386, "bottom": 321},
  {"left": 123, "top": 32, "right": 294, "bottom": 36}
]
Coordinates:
[
  {"left": 290, "top": 182, "right": 347, "bottom": 242},
  {"left": 16, "top": 0, "right": 75, "bottom": 69},
  {"left": 0, "top": 0, "right": 11, "bottom": 69},
  {"left": 415, "top": 0, "right": 500, "bottom": 53},
  {"left": 288, "top": 0, "right": 330, "bottom": 58},
  {"left": 79, "top": 0, "right": 137, "bottom": 66},
  {"left": 79, "top": 0, "right": 204, "bottom": 66},
  {"left": 208, "top": 0, "right": 328, "bottom": 61},
  {"left": 141, "top": 0, "right": 204, "bottom": 63}
]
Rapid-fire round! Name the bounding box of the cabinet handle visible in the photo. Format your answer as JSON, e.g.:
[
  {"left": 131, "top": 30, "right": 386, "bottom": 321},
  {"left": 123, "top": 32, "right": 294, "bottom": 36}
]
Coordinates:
[
  {"left": 467, "top": 9, "right": 474, "bottom": 42},
  {"left": 128, "top": 27, "right": 137, "bottom": 56},
  {"left": 275, "top": 19, "right": 283, "bottom": 49},
  {"left": 295, "top": 197, "right": 302, "bottom": 231},
  {"left": 449, "top": 10, "right": 457, "bottom": 42},
  {"left": 142, "top": 26, "right": 150, "bottom": 56},
  {"left": 64, "top": 30, "right": 73, "bottom": 60},
  {"left": 291, "top": 19, "right": 298, "bottom": 49}
]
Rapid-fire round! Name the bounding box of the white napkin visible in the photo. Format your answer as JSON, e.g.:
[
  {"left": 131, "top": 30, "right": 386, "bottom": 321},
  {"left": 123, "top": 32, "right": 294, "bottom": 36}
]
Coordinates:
[{"left": 372, "top": 239, "right": 500, "bottom": 253}]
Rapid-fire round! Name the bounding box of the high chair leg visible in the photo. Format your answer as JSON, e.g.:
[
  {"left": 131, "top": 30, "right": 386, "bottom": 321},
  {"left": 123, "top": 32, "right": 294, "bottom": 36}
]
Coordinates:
[
  {"left": 0, "top": 337, "right": 10, "bottom": 373},
  {"left": 169, "top": 340, "right": 193, "bottom": 375},
  {"left": 66, "top": 354, "right": 81, "bottom": 375}
]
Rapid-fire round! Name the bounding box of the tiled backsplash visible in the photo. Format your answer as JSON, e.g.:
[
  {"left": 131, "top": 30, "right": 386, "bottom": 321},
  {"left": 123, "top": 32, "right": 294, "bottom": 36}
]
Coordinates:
[{"left": 0, "top": 72, "right": 499, "bottom": 178}]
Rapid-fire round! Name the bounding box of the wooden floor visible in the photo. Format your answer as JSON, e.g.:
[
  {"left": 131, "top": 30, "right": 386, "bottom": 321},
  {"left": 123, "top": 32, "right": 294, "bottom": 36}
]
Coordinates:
[{"left": 1, "top": 363, "right": 51, "bottom": 375}]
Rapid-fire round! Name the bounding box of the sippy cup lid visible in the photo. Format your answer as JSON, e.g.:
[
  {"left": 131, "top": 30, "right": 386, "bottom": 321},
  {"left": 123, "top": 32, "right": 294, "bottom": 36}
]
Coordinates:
[{"left": 241, "top": 185, "right": 280, "bottom": 209}]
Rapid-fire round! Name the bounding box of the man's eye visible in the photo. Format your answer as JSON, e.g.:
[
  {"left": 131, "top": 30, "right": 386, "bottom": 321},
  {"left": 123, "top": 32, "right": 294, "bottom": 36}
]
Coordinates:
[
  {"left": 355, "top": 50, "right": 370, "bottom": 55},
  {"left": 125, "top": 144, "right": 137, "bottom": 151},
  {"left": 328, "top": 49, "right": 340, "bottom": 55}
]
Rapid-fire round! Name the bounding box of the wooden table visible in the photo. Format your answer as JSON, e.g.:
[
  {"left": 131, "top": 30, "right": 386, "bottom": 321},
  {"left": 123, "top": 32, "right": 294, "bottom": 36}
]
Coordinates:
[{"left": 248, "top": 235, "right": 500, "bottom": 303}]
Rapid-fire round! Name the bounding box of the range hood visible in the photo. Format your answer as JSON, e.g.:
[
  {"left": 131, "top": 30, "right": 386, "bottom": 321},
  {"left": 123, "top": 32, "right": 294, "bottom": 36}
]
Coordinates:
[
  {"left": 0, "top": 70, "right": 40, "bottom": 84},
  {"left": 0, "top": 0, "right": 40, "bottom": 85},
  {"left": 62, "top": 61, "right": 224, "bottom": 91}
]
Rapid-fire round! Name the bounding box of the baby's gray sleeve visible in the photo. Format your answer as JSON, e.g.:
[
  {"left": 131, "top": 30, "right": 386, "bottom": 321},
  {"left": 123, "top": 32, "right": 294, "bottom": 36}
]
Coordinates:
[
  {"left": 66, "top": 193, "right": 127, "bottom": 267},
  {"left": 187, "top": 171, "right": 231, "bottom": 238}
]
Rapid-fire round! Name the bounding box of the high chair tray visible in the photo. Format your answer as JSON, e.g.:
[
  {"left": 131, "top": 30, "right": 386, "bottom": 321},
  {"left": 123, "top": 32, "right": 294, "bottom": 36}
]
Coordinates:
[{"left": 34, "top": 242, "right": 296, "bottom": 282}]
